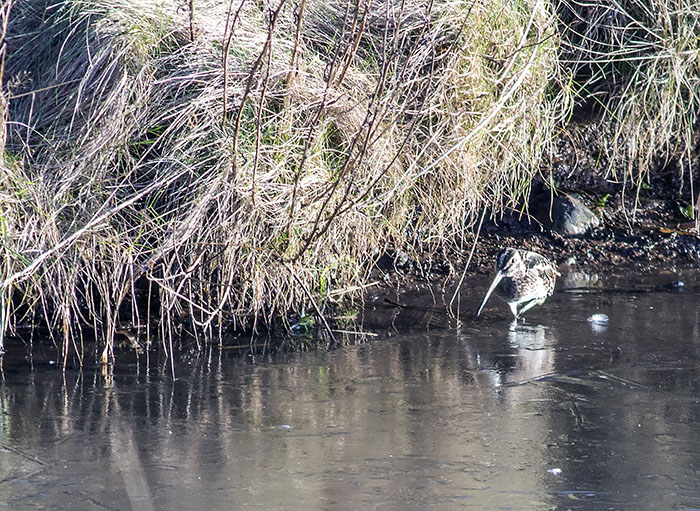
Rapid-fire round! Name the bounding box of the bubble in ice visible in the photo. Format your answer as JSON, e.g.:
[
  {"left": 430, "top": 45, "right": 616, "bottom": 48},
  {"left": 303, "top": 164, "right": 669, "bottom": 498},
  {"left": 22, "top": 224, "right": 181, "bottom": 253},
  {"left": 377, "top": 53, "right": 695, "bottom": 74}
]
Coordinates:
[
  {"left": 588, "top": 313, "right": 608, "bottom": 333},
  {"left": 588, "top": 313, "right": 609, "bottom": 324}
]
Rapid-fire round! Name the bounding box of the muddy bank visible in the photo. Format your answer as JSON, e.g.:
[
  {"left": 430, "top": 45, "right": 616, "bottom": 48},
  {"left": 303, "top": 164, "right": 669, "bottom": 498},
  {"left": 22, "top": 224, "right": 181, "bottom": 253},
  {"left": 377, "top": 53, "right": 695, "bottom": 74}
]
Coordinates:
[
  {"left": 374, "top": 204, "right": 699, "bottom": 298},
  {"left": 7, "top": 177, "right": 699, "bottom": 361},
  {"left": 375, "top": 122, "right": 700, "bottom": 292}
]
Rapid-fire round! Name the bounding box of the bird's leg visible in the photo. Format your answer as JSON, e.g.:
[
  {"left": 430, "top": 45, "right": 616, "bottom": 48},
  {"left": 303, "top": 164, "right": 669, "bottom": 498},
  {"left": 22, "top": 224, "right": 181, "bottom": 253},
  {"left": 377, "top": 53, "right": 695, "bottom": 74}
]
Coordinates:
[
  {"left": 508, "top": 301, "right": 519, "bottom": 318},
  {"left": 515, "top": 297, "right": 543, "bottom": 318}
]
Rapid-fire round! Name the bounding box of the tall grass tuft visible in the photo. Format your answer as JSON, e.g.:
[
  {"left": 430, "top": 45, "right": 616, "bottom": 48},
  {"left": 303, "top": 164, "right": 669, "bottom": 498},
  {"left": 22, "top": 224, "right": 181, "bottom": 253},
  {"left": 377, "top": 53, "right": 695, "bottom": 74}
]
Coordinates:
[
  {"left": 557, "top": 0, "right": 700, "bottom": 213},
  {"left": 0, "top": 0, "right": 562, "bottom": 361}
]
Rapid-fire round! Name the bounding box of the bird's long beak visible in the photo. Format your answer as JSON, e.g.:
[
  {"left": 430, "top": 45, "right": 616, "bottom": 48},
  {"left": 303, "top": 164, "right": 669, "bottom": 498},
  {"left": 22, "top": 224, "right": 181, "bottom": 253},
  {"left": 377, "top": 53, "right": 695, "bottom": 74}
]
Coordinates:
[{"left": 476, "top": 271, "right": 503, "bottom": 317}]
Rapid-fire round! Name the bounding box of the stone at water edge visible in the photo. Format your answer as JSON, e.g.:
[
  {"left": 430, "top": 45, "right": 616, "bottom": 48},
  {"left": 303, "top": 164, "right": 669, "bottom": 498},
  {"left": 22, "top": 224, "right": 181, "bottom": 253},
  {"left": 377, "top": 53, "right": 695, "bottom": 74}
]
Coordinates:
[{"left": 533, "top": 193, "right": 601, "bottom": 237}]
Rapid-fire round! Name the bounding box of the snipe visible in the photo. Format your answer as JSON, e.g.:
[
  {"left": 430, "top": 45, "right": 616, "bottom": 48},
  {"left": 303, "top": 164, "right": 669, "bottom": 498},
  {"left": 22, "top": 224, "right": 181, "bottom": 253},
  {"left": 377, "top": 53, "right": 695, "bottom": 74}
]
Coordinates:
[{"left": 476, "top": 248, "right": 559, "bottom": 319}]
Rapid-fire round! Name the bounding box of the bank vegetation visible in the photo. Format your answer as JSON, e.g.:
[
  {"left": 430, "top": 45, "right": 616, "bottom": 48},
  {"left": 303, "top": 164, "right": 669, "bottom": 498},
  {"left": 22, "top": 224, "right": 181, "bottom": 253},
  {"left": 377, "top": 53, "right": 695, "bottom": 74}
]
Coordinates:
[{"left": 0, "top": 0, "right": 698, "bottom": 363}]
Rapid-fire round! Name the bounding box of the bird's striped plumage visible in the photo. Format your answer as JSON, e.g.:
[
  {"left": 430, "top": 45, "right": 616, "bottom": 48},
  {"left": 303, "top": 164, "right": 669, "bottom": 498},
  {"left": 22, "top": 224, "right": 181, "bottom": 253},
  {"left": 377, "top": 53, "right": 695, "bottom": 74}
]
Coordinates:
[{"left": 476, "top": 248, "right": 558, "bottom": 318}]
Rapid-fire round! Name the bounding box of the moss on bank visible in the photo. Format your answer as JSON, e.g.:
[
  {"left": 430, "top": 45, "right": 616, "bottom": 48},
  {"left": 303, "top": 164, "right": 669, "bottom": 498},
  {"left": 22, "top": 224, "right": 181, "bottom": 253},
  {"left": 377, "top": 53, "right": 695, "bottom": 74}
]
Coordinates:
[{"left": 0, "top": 0, "right": 698, "bottom": 362}]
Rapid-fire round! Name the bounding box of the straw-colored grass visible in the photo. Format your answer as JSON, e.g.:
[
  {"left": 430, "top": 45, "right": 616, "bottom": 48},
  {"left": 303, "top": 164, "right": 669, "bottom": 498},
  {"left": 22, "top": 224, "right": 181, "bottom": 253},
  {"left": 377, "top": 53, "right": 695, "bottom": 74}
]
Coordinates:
[
  {"left": 0, "top": 0, "right": 698, "bottom": 361},
  {"left": 557, "top": 0, "right": 700, "bottom": 211}
]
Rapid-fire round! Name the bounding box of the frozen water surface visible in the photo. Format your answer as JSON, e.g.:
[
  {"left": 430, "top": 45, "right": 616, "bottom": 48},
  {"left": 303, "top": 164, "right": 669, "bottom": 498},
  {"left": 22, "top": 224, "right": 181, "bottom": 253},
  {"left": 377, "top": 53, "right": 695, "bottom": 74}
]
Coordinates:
[{"left": 1, "top": 268, "right": 700, "bottom": 510}]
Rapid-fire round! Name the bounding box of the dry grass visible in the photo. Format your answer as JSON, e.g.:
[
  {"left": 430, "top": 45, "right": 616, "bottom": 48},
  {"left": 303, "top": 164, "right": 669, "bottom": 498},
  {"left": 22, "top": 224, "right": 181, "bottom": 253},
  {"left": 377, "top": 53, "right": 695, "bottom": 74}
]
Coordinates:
[
  {"left": 1, "top": 0, "right": 697, "bottom": 361},
  {"left": 557, "top": 0, "right": 700, "bottom": 213}
]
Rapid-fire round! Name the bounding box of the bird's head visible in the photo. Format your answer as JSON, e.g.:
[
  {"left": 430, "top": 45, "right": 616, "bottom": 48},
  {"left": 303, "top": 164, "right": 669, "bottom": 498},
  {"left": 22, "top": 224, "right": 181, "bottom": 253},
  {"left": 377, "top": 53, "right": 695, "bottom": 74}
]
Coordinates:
[{"left": 495, "top": 247, "right": 524, "bottom": 276}]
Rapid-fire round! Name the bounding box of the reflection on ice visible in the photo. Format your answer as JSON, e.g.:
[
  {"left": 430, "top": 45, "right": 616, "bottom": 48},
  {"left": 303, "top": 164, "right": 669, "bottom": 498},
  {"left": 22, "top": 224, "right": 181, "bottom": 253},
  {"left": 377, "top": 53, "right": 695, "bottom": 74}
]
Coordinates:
[
  {"left": 501, "top": 322, "right": 555, "bottom": 386},
  {"left": 560, "top": 270, "right": 602, "bottom": 290},
  {"left": 507, "top": 322, "right": 548, "bottom": 349}
]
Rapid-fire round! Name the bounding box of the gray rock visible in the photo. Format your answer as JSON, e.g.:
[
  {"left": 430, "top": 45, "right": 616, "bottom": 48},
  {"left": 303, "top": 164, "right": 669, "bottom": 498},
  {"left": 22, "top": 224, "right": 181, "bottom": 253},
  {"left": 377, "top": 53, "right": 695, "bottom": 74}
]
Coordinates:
[{"left": 534, "top": 193, "right": 600, "bottom": 237}]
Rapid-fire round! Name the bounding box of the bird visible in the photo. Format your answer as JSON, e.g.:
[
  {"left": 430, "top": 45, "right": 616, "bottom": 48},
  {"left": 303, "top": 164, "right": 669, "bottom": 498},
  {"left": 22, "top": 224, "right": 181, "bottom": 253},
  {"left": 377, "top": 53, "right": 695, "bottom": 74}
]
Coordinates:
[{"left": 476, "top": 247, "right": 559, "bottom": 319}]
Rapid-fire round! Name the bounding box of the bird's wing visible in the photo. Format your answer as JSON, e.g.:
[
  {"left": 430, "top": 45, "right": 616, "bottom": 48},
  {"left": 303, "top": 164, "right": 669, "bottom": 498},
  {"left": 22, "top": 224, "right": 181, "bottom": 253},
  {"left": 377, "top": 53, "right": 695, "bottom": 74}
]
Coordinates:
[
  {"left": 512, "top": 280, "right": 551, "bottom": 304},
  {"left": 522, "top": 251, "right": 551, "bottom": 269}
]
